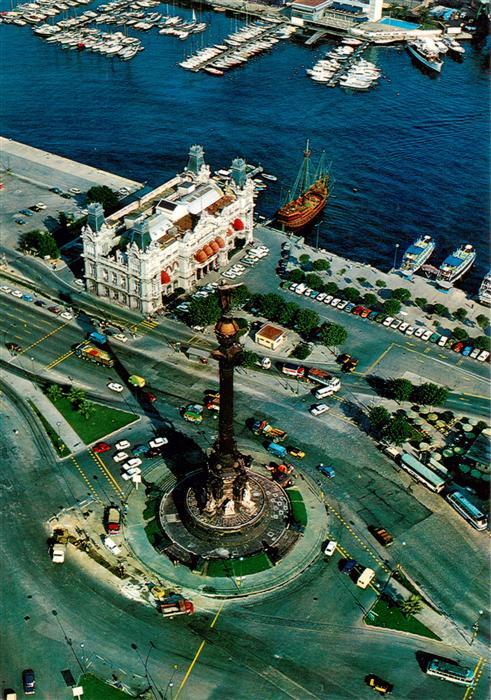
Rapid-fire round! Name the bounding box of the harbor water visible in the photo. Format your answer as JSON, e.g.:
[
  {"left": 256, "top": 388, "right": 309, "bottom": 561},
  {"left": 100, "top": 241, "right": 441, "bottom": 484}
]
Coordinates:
[{"left": 0, "top": 5, "right": 489, "bottom": 291}]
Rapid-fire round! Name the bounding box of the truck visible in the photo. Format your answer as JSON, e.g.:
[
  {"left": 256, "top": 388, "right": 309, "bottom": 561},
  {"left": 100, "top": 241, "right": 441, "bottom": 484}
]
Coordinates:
[
  {"left": 160, "top": 598, "right": 195, "bottom": 617},
  {"left": 306, "top": 367, "right": 341, "bottom": 390},
  {"left": 267, "top": 442, "right": 288, "bottom": 459},
  {"left": 88, "top": 331, "right": 108, "bottom": 345},
  {"left": 369, "top": 526, "right": 393, "bottom": 547},
  {"left": 51, "top": 542, "right": 66, "bottom": 563},
  {"left": 129, "top": 375, "right": 146, "bottom": 388},
  {"left": 253, "top": 419, "right": 287, "bottom": 443},
  {"left": 75, "top": 342, "right": 114, "bottom": 368},
  {"left": 341, "top": 357, "right": 358, "bottom": 373},
  {"left": 105, "top": 506, "right": 121, "bottom": 534},
  {"left": 356, "top": 567, "right": 375, "bottom": 589},
  {"left": 281, "top": 363, "right": 305, "bottom": 378}
]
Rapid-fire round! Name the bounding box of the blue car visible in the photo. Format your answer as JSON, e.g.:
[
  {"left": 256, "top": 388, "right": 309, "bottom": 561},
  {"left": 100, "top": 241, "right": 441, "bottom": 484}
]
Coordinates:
[
  {"left": 20, "top": 208, "right": 34, "bottom": 217},
  {"left": 22, "top": 294, "right": 33, "bottom": 302},
  {"left": 341, "top": 559, "right": 357, "bottom": 575},
  {"left": 462, "top": 345, "right": 473, "bottom": 357},
  {"left": 132, "top": 444, "right": 149, "bottom": 457},
  {"left": 368, "top": 311, "right": 379, "bottom": 321},
  {"left": 318, "top": 463, "right": 335, "bottom": 478},
  {"left": 344, "top": 302, "right": 355, "bottom": 313}
]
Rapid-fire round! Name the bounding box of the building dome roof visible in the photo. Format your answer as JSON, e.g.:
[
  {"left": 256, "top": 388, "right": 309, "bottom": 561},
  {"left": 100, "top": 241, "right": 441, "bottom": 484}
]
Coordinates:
[
  {"left": 216, "top": 318, "right": 240, "bottom": 337},
  {"left": 209, "top": 241, "right": 220, "bottom": 253},
  {"left": 215, "top": 236, "right": 225, "bottom": 248},
  {"left": 232, "top": 218, "right": 245, "bottom": 231},
  {"left": 195, "top": 250, "right": 208, "bottom": 263},
  {"left": 203, "top": 244, "right": 214, "bottom": 257}
]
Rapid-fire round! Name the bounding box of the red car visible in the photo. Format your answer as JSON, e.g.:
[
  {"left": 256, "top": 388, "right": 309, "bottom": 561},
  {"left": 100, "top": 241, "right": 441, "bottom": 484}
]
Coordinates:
[
  {"left": 352, "top": 306, "right": 365, "bottom": 316},
  {"left": 142, "top": 390, "right": 157, "bottom": 404},
  {"left": 48, "top": 305, "right": 62, "bottom": 314},
  {"left": 452, "top": 341, "right": 465, "bottom": 353},
  {"left": 93, "top": 441, "right": 111, "bottom": 453},
  {"left": 360, "top": 308, "right": 372, "bottom": 318}
]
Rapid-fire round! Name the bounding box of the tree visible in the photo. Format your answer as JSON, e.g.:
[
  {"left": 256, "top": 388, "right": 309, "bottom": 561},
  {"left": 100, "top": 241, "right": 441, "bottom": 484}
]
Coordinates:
[
  {"left": 363, "top": 293, "right": 378, "bottom": 308},
  {"left": 391, "top": 287, "right": 411, "bottom": 303},
  {"left": 375, "top": 280, "right": 386, "bottom": 288},
  {"left": 342, "top": 287, "right": 360, "bottom": 303},
  {"left": 322, "top": 281, "right": 339, "bottom": 296},
  {"left": 78, "top": 399, "right": 95, "bottom": 420},
  {"left": 86, "top": 185, "right": 120, "bottom": 215},
  {"left": 415, "top": 297, "right": 428, "bottom": 310},
  {"left": 452, "top": 327, "right": 468, "bottom": 341},
  {"left": 383, "top": 299, "right": 401, "bottom": 316},
  {"left": 305, "top": 273, "right": 324, "bottom": 291},
  {"left": 47, "top": 384, "right": 63, "bottom": 402},
  {"left": 19, "top": 229, "right": 60, "bottom": 259},
  {"left": 259, "top": 293, "right": 286, "bottom": 321},
  {"left": 399, "top": 594, "right": 423, "bottom": 618},
  {"left": 319, "top": 322, "right": 348, "bottom": 347},
  {"left": 288, "top": 268, "right": 305, "bottom": 283},
  {"left": 474, "top": 336, "right": 491, "bottom": 352},
  {"left": 231, "top": 285, "right": 250, "bottom": 309},
  {"left": 68, "top": 387, "right": 85, "bottom": 407},
  {"left": 412, "top": 382, "right": 449, "bottom": 406},
  {"left": 476, "top": 314, "right": 489, "bottom": 330},
  {"left": 294, "top": 308, "right": 320, "bottom": 336},
  {"left": 388, "top": 378, "right": 414, "bottom": 402},
  {"left": 368, "top": 406, "right": 391, "bottom": 433},
  {"left": 188, "top": 295, "right": 221, "bottom": 327},
  {"left": 454, "top": 308, "right": 467, "bottom": 322},
  {"left": 384, "top": 416, "right": 413, "bottom": 445},
  {"left": 312, "top": 259, "right": 330, "bottom": 271},
  {"left": 299, "top": 254, "right": 310, "bottom": 265},
  {"left": 432, "top": 303, "right": 448, "bottom": 318},
  {"left": 240, "top": 350, "right": 259, "bottom": 369},
  {"left": 278, "top": 301, "right": 299, "bottom": 327},
  {"left": 291, "top": 343, "right": 311, "bottom": 360}
]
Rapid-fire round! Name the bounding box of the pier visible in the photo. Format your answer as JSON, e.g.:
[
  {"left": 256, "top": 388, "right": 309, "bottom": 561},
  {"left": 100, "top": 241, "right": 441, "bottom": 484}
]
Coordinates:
[{"left": 326, "top": 40, "right": 370, "bottom": 87}]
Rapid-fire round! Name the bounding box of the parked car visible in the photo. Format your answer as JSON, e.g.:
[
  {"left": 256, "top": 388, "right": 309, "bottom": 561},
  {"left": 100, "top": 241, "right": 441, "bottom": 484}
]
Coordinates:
[
  {"left": 462, "top": 345, "right": 473, "bottom": 356},
  {"left": 23, "top": 294, "right": 34, "bottom": 303},
  {"left": 337, "top": 300, "right": 348, "bottom": 310},
  {"left": 413, "top": 327, "right": 426, "bottom": 338},
  {"left": 69, "top": 187, "right": 81, "bottom": 195},
  {"left": 11, "top": 289, "right": 23, "bottom": 298},
  {"left": 22, "top": 669, "right": 36, "bottom": 695},
  {"left": 107, "top": 382, "right": 124, "bottom": 393},
  {"left": 132, "top": 445, "right": 149, "bottom": 457},
  {"left": 398, "top": 322, "right": 409, "bottom": 333},
  {"left": 360, "top": 308, "right": 372, "bottom": 318},
  {"left": 390, "top": 319, "right": 402, "bottom": 330},
  {"left": 421, "top": 330, "right": 433, "bottom": 341},
  {"left": 121, "top": 458, "right": 142, "bottom": 470},
  {"left": 34, "top": 299, "right": 45, "bottom": 307},
  {"left": 114, "top": 333, "right": 128, "bottom": 343},
  {"left": 310, "top": 404, "right": 330, "bottom": 416},
  {"left": 113, "top": 451, "right": 129, "bottom": 463},
  {"left": 405, "top": 325, "right": 415, "bottom": 335},
  {"left": 48, "top": 305, "right": 61, "bottom": 314},
  {"left": 20, "top": 208, "right": 34, "bottom": 217},
  {"left": 121, "top": 466, "right": 142, "bottom": 480},
  {"left": 429, "top": 333, "right": 440, "bottom": 343},
  {"left": 60, "top": 311, "right": 73, "bottom": 320},
  {"left": 316, "top": 292, "right": 326, "bottom": 302},
  {"left": 437, "top": 335, "right": 448, "bottom": 347},
  {"left": 341, "top": 559, "right": 357, "bottom": 575},
  {"left": 344, "top": 302, "right": 356, "bottom": 313},
  {"left": 324, "top": 540, "right": 337, "bottom": 557},
  {"left": 115, "top": 440, "right": 131, "bottom": 451},
  {"left": 382, "top": 316, "right": 394, "bottom": 327},
  {"left": 36, "top": 201, "right": 47, "bottom": 210},
  {"left": 289, "top": 283, "right": 298, "bottom": 292},
  {"left": 478, "top": 350, "right": 490, "bottom": 362},
  {"left": 288, "top": 446, "right": 305, "bottom": 459},
  {"left": 104, "top": 536, "right": 121, "bottom": 554},
  {"left": 368, "top": 311, "right": 378, "bottom": 321},
  {"left": 318, "top": 463, "right": 335, "bottom": 478},
  {"left": 452, "top": 341, "right": 465, "bottom": 353},
  {"left": 323, "top": 295, "right": 333, "bottom": 305},
  {"left": 352, "top": 305, "right": 365, "bottom": 316},
  {"left": 93, "top": 442, "right": 111, "bottom": 454},
  {"left": 470, "top": 347, "right": 481, "bottom": 359},
  {"left": 375, "top": 314, "right": 386, "bottom": 324},
  {"left": 149, "top": 437, "right": 168, "bottom": 448},
  {"left": 142, "top": 390, "right": 157, "bottom": 404},
  {"left": 51, "top": 186, "right": 63, "bottom": 194},
  {"left": 14, "top": 218, "right": 26, "bottom": 225},
  {"left": 330, "top": 297, "right": 341, "bottom": 307}
]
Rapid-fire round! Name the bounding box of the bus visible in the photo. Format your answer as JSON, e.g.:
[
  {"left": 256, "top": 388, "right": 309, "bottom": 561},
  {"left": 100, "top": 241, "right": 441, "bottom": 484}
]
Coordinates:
[
  {"left": 399, "top": 454, "right": 447, "bottom": 493},
  {"left": 426, "top": 658, "right": 475, "bottom": 686},
  {"left": 446, "top": 491, "right": 488, "bottom": 531}
]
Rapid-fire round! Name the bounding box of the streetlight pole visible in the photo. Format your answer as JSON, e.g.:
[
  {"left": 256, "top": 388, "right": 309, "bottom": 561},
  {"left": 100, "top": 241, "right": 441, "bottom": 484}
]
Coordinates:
[
  {"left": 131, "top": 643, "right": 163, "bottom": 699},
  {"left": 470, "top": 610, "right": 484, "bottom": 645},
  {"left": 393, "top": 243, "right": 400, "bottom": 271},
  {"left": 315, "top": 222, "right": 321, "bottom": 254},
  {"left": 51, "top": 610, "right": 84, "bottom": 674}
]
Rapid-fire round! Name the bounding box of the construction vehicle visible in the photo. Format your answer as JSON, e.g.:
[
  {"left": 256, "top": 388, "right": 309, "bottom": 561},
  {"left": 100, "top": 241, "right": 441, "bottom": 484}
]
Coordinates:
[
  {"left": 253, "top": 419, "right": 287, "bottom": 443},
  {"left": 129, "top": 375, "right": 146, "bottom": 388},
  {"left": 160, "top": 596, "right": 194, "bottom": 617},
  {"left": 105, "top": 506, "right": 121, "bottom": 534},
  {"left": 341, "top": 357, "right": 358, "bottom": 373},
  {"left": 75, "top": 342, "right": 114, "bottom": 368},
  {"left": 50, "top": 528, "right": 69, "bottom": 563},
  {"left": 369, "top": 526, "right": 394, "bottom": 547},
  {"left": 88, "top": 331, "right": 107, "bottom": 345}
]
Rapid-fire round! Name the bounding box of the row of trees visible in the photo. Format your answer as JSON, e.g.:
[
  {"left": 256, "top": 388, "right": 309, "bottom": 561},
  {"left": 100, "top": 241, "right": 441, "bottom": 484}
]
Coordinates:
[
  {"left": 19, "top": 229, "right": 60, "bottom": 259},
  {"left": 386, "top": 379, "right": 449, "bottom": 406},
  {"left": 368, "top": 406, "right": 420, "bottom": 446},
  {"left": 46, "top": 384, "right": 95, "bottom": 420}
]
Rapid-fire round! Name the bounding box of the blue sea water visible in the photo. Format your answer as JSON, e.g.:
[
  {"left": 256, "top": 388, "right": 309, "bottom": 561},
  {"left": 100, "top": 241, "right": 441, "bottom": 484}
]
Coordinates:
[{"left": 0, "top": 6, "right": 489, "bottom": 291}]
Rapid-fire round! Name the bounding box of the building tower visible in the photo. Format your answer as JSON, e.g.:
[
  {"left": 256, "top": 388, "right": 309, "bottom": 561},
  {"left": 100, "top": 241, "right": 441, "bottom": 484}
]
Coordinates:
[
  {"left": 230, "top": 157, "right": 247, "bottom": 189},
  {"left": 186, "top": 144, "right": 205, "bottom": 175},
  {"left": 87, "top": 202, "right": 105, "bottom": 232}
]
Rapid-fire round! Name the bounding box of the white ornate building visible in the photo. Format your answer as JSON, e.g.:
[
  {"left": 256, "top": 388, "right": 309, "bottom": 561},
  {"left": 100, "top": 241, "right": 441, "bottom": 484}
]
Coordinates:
[{"left": 81, "top": 145, "right": 255, "bottom": 314}]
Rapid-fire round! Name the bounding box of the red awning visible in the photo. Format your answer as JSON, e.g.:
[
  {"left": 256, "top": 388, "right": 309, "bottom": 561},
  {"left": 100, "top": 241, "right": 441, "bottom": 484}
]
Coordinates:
[
  {"left": 160, "top": 270, "right": 171, "bottom": 284},
  {"left": 232, "top": 218, "right": 244, "bottom": 231}
]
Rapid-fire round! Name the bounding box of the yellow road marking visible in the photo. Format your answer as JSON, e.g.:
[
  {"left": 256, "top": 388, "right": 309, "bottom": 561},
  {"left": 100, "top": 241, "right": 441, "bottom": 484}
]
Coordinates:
[
  {"left": 45, "top": 349, "right": 75, "bottom": 370},
  {"left": 18, "top": 320, "right": 72, "bottom": 356},
  {"left": 89, "top": 450, "right": 124, "bottom": 496},
  {"left": 69, "top": 455, "right": 101, "bottom": 502},
  {"left": 175, "top": 604, "right": 225, "bottom": 698},
  {"left": 363, "top": 343, "right": 394, "bottom": 376},
  {"left": 463, "top": 657, "right": 484, "bottom": 700}
]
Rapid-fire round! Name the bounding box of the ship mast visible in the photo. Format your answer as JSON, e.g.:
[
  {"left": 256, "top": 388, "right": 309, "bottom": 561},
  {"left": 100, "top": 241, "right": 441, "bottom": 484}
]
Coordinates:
[{"left": 290, "top": 139, "right": 312, "bottom": 201}]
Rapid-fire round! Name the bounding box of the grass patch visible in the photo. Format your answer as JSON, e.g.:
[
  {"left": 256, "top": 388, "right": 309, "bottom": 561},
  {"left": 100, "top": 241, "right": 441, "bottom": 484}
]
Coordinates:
[
  {"left": 144, "top": 518, "right": 162, "bottom": 546},
  {"left": 45, "top": 395, "right": 138, "bottom": 444},
  {"left": 365, "top": 599, "right": 441, "bottom": 640},
  {"left": 287, "top": 489, "right": 308, "bottom": 527},
  {"left": 28, "top": 400, "right": 68, "bottom": 457},
  {"left": 78, "top": 674, "right": 130, "bottom": 699},
  {"left": 205, "top": 552, "right": 272, "bottom": 577}
]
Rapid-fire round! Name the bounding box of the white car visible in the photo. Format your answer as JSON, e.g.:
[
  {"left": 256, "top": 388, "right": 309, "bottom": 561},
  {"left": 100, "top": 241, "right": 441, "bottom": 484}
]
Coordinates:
[
  {"left": 316, "top": 293, "right": 326, "bottom": 302},
  {"left": 74, "top": 279, "right": 84, "bottom": 287},
  {"left": 11, "top": 289, "right": 23, "bottom": 298},
  {"left": 336, "top": 300, "right": 348, "bottom": 310},
  {"left": 304, "top": 288, "right": 314, "bottom": 297},
  {"left": 233, "top": 264, "right": 245, "bottom": 271},
  {"left": 310, "top": 403, "right": 330, "bottom": 416},
  {"left": 390, "top": 319, "right": 402, "bottom": 329},
  {"left": 324, "top": 540, "right": 337, "bottom": 557},
  {"left": 222, "top": 271, "right": 237, "bottom": 279},
  {"left": 115, "top": 440, "right": 131, "bottom": 450},
  {"left": 35, "top": 202, "right": 47, "bottom": 210},
  {"left": 0, "top": 285, "right": 11, "bottom": 292},
  {"left": 477, "top": 350, "right": 490, "bottom": 362},
  {"left": 330, "top": 297, "right": 341, "bottom": 307},
  {"left": 113, "top": 451, "right": 129, "bottom": 463},
  {"left": 421, "top": 330, "right": 432, "bottom": 341},
  {"left": 176, "top": 304, "right": 190, "bottom": 312},
  {"left": 108, "top": 382, "right": 124, "bottom": 393},
  {"left": 470, "top": 347, "right": 481, "bottom": 359},
  {"left": 383, "top": 316, "right": 394, "bottom": 327},
  {"left": 104, "top": 536, "right": 121, "bottom": 555},
  {"left": 398, "top": 322, "right": 409, "bottom": 333},
  {"left": 295, "top": 286, "right": 306, "bottom": 295},
  {"left": 414, "top": 327, "right": 426, "bottom": 338},
  {"left": 114, "top": 333, "right": 128, "bottom": 343},
  {"left": 60, "top": 311, "right": 73, "bottom": 320},
  {"left": 289, "top": 283, "right": 298, "bottom": 292},
  {"left": 405, "top": 325, "right": 415, "bottom": 335},
  {"left": 121, "top": 458, "right": 142, "bottom": 470},
  {"left": 437, "top": 336, "right": 449, "bottom": 347},
  {"left": 324, "top": 295, "right": 334, "bottom": 305},
  {"left": 232, "top": 269, "right": 244, "bottom": 276},
  {"left": 69, "top": 187, "right": 81, "bottom": 195},
  {"left": 149, "top": 437, "right": 169, "bottom": 449},
  {"left": 121, "top": 466, "right": 142, "bottom": 480},
  {"left": 192, "top": 325, "right": 204, "bottom": 332}
]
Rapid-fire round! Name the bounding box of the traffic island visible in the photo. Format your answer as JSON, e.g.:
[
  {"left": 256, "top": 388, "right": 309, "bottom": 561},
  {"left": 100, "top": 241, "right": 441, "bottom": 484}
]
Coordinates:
[{"left": 365, "top": 599, "right": 441, "bottom": 640}]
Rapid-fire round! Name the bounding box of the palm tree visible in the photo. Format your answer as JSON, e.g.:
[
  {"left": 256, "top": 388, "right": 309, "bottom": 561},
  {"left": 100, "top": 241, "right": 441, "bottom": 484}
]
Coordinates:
[
  {"left": 68, "top": 387, "right": 85, "bottom": 407},
  {"left": 399, "top": 594, "right": 423, "bottom": 618},
  {"left": 46, "top": 384, "right": 63, "bottom": 402},
  {"left": 78, "top": 399, "right": 95, "bottom": 420}
]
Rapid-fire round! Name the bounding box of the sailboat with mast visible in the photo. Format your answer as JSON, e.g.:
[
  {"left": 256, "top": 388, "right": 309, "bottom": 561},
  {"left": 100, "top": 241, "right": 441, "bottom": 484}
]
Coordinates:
[{"left": 276, "top": 141, "right": 330, "bottom": 230}]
